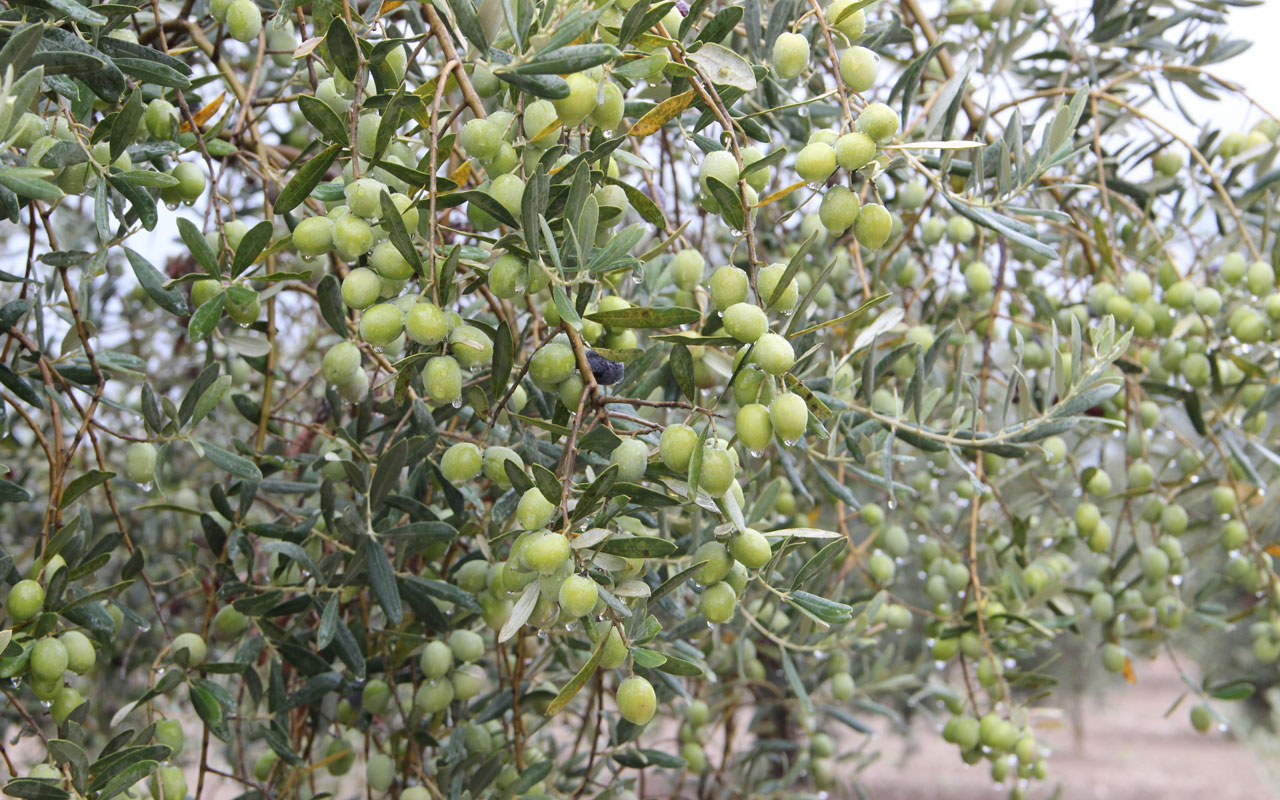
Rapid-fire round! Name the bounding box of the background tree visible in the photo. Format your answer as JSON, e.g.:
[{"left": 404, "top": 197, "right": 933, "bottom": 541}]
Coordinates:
[{"left": 1, "top": 0, "right": 1279, "bottom": 798}]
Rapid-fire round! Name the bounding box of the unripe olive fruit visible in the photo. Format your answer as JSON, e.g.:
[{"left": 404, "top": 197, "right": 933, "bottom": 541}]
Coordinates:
[
  {"left": 365, "top": 752, "right": 394, "bottom": 794},
  {"left": 360, "top": 303, "right": 404, "bottom": 347},
  {"left": 1151, "top": 148, "right": 1183, "bottom": 177},
  {"left": 513, "top": 488, "right": 555, "bottom": 534},
  {"left": 490, "top": 173, "right": 525, "bottom": 219},
  {"left": 125, "top": 442, "right": 158, "bottom": 484},
  {"left": 701, "top": 581, "right": 737, "bottom": 623},
  {"left": 345, "top": 177, "right": 386, "bottom": 220},
  {"left": 460, "top": 118, "right": 501, "bottom": 161},
  {"left": 1194, "top": 286, "right": 1222, "bottom": 316},
  {"left": 369, "top": 241, "right": 412, "bottom": 281},
  {"left": 741, "top": 145, "right": 772, "bottom": 193},
  {"left": 672, "top": 249, "right": 706, "bottom": 291},
  {"left": 690, "top": 541, "right": 732, "bottom": 586},
  {"left": 1246, "top": 259, "right": 1274, "bottom": 296},
  {"left": 487, "top": 253, "right": 526, "bottom": 299},
  {"left": 7, "top": 579, "right": 45, "bottom": 621},
  {"left": 857, "top": 102, "right": 900, "bottom": 142},
  {"left": 420, "top": 640, "right": 454, "bottom": 679},
  {"left": 943, "top": 715, "right": 981, "bottom": 749},
  {"left": 1127, "top": 461, "right": 1153, "bottom": 490},
  {"left": 523, "top": 99, "right": 559, "bottom": 146},
  {"left": 867, "top": 550, "right": 895, "bottom": 584},
  {"left": 553, "top": 73, "right": 599, "bottom": 126},
  {"left": 1101, "top": 642, "right": 1126, "bottom": 673},
  {"left": 610, "top": 438, "right": 649, "bottom": 482},
  {"left": 754, "top": 333, "right": 795, "bottom": 375},
  {"left": 154, "top": 718, "right": 185, "bottom": 758},
  {"left": 979, "top": 715, "right": 1019, "bottom": 752},
  {"left": 145, "top": 98, "right": 178, "bottom": 139},
  {"left": 660, "top": 423, "right": 698, "bottom": 471},
  {"left": 482, "top": 446, "right": 523, "bottom": 487},
  {"left": 59, "top": 630, "right": 95, "bottom": 674},
  {"left": 293, "top": 216, "right": 333, "bottom": 258},
  {"left": 405, "top": 302, "right": 449, "bottom": 345},
  {"left": 151, "top": 765, "right": 188, "bottom": 800},
  {"left": 266, "top": 25, "right": 297, "bottom": 68},
  {"left": 723, "top": 302, "right": 768, "bottom": 343},
  {"left": 819, "top": 185, "right": 860, "bottom": 233},
  {"left": 224, "top": 288, "right": 260, "bottom": 326},
  {"left": 30, "top": 638, "right": 69, "bottom": 682},
  {"left": 171, "top": 632, "right": 207, "bottom": 666},
  {"left": 839, "top": 46, "right": 878, "bottom": 92},
  {"left": 448, "top": 325, "right": 493, "bottom": 369},
  {"left": 770, "top": 392, "right": 808, "bottom": 443},
  {"left": 321, "top": 342, "right": 362, "bottom": 386},
  {"left": 599, "top": 626, "right": 628, "bottom": 669},
  {"left": 918, "top": 217, "right": 945, "bottom": 245},
  {"left": 1085, "top": 469, "right": 1112, "bottom": 496},
  {"left": 589, "top": 81, "right": 625, "bottom": 130},
  {"left": 772, "top": 32, "right": 810, "bottom": 80},
  {"left": 736, "top": 403, "right": 774, "bottom": 452},
  {"left": 523, "top": 531, "right": 571, "bottom": 575},
  {"left": 854, "top": 203, "right": 892, "bottom": 249},
  {"left": 415, "top": 676, "right": 455, "bottom": 714},
  {"left": 449, "top": 629, "right": 485, "bottom": 662},
  {"left": 226, "top": 0, "right": 263, "bottom": 42},
  {"left": 1190, "top": 703, "right": 1213, "bottom": 733},
  {"left": 424, "top": 355, "right": 462, "bottom": 405},
  {"left": 616, "top": 675, "right": 657, "bottom": 725},
  {"left": 795, "top": 142, "right": 837, "bottom": 184},
  {"left": 336, "top": 267, "right": 378, "bottom": 310},
  {"left": 324, "top": 737, "right": 356, "bottom": 776},
  {"left": 359, "top": 678, "right": 393, "bottom": 715},
  {"left": 827, "top": 0, "right": 867, "bottom": 39},
  {"left": 452, "top": 663, "right": 486, "bottom": 700},
  {"left": 697, "top": 447, "right": 736, "bottom": 497},
  {"left": 1160, "top": 503, "right": 1188, "bottom": 534},
  {"left": 729, "top": 528, "right": 773, "bottom": 569},
  {"left": 252, "top": 750, "right": 278, "bottom": 781},
  {"left": 830, "top": 671, "right": 855, "bottom": 700},
  {"left": 898, "top": 181, "right": 926, "bottom": 209},
  {"left": 530, "top": 342, "right": 576, "bottom": 386},
  {"left": 440, "top": 443, "right": 483, "bottom": 483},
  {"left": 170, "top": 162, "right": 206, "bottom": 204},
  {"left": 333, "top": 214, "right": 373, "bottom": 260},
  {"left": 709, "top": 265, "right": 749, "bottom": 311},
  {"left": 31, "top": 677, "right": 59, "bottom": 701},
  {"left": 559, "top": 574, "right": 599, "bottom": 617},
  {"left": 700, "top": 150, "right": 739, "bottom": 193}
]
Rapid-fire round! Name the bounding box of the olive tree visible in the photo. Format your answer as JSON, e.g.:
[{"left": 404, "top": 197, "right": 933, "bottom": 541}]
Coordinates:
[{"left": 1, "top": 0, "right": 1278, "bottom": 797}]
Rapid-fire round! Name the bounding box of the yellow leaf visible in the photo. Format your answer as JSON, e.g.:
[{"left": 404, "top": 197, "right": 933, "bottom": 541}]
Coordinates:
[
  {"left": 631, "top": 32, "right": 674, "bottom": 50},
  {"left": 758, "top": 180, "right": 807, "bottom": 208},
  {"left": 1122, "top": 657, "right": 1137, "bottom": 685},
  {"left": 532, "top": 119, "right": 562, "bottom": 144},
  {"left": 1264, "top": 544, "right": 1280, "bottom": 557},
  {"left": 629, "top": 89, "right": 695, "bottom": 139},
  {"left": 449, "top": 160, "right": 472, "bottom": 187},
  {"left": 783, "top": 374, "right": 834, "bottom": 421},
  {"left": 376, "top": 0, "right": 403, "bottom": 18},
  {"left": 180, "top": 92, "right": 225, "bottom": 133}
]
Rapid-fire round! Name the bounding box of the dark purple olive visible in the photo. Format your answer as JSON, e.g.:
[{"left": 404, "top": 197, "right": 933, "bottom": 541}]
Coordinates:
[{"left": 586, "top": 350, "right": 625, "bottom": 385}]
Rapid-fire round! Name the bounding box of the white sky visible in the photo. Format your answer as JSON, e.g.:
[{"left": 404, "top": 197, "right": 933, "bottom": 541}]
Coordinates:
[{"left": 1205, "top": 1, "right": 1280, "bottom": 123}]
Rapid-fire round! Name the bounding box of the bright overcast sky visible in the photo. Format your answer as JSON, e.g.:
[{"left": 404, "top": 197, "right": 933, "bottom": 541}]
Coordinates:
[{"left": 1209, "top": 1, "right": 1280, "bottom": 123}]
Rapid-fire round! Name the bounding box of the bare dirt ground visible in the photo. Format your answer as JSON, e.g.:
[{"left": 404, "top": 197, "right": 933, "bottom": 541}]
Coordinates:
[{"left": 855, "top": 657, "right": 1278, "bottom": 800}]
